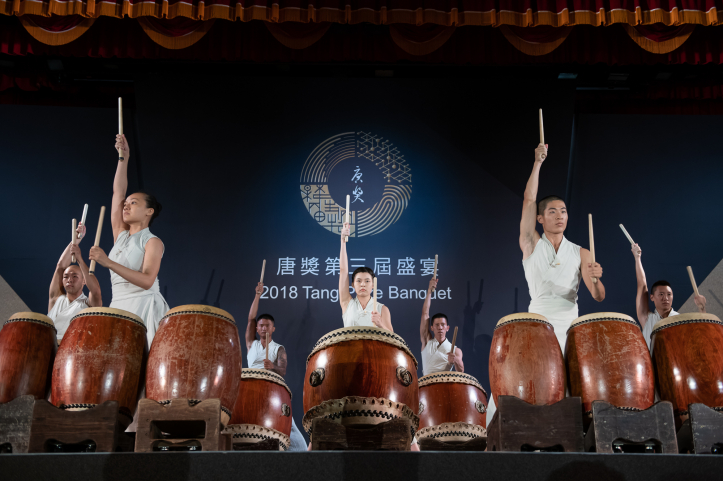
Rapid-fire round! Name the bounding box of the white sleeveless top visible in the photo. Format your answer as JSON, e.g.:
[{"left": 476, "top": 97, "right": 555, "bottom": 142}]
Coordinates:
[
  {"left": 342, "top": 297, "right": 384, "bottom": 327},
  {"left": 108, "top": 228, "right": 169, "bottom": 347},
  {"left": 48, "top": 293, "right": 89, "bottom": 341},
  {"left": 643, "top": 308, "right": 678, "bottom": 352},
  {"left": 421, "top": 338, "right": 454, "bottom": 376},
  {"left": 522, "top": 233, "right": 582, "bottom": 350},
  {"left": 247, "top": 339, "right": 282, "bottom": 368}
]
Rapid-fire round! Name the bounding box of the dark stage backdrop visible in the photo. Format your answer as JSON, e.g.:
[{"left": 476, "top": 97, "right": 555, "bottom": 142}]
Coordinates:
[{"left": 1, "top": 77, "right": 721, "bottom": 443}]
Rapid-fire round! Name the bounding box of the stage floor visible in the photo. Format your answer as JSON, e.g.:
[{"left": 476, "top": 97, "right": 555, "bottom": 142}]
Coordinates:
[{"left": 1, "top": 451, "right": 722, "bottom": 481}]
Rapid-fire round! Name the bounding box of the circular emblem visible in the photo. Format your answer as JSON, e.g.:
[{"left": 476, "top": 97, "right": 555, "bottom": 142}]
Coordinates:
[
  {"left": 396, "top": 366, "right": 412, "bottom": 387},
  {"left": 309, "top": 368, "right": 325, "bottom": 387},
  {"left": 300, "top": 132, "right": 412, "bottom": 237},
  {"left": 475, "top": 400, "right": 487, "bottom": 414},
  {"left": 419, "top": 402, "right": 425, "bottom": 415},
  {"left": 281, "top": 404, "right": 291, "bottom": 417}
]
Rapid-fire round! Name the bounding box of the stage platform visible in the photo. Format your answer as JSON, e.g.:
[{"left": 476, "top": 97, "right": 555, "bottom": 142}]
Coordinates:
[{"left": 1, "top": 451, "right": 722, "bottom": 481}]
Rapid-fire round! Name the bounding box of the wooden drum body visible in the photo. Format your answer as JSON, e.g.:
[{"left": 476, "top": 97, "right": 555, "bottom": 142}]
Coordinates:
[
  {"left": 565, "top": 312, "right": 655, "bottom": 421},
  {"left": 51, "top": 307, "right": 146, "bottom": 416},
  {"left": 146, "top": 305, "right": 242, "bottom": 425},
  {"left": 0, "top": 312, "right": 57, "bottom": 403},
  {"left": 302, "top": 326, "right": 419, "bottom": 434},
  {"left": 652, "top": 313, "right": 723, "bottom": 428},
  {"left": 226, "top": 369, "right": 292, "bottom": 450},
  {"left": 416, "top": 372, "right": 488, "bottom": 443},
  {"left": 489, "top": 313, "right": 566, "bottom": 406}
]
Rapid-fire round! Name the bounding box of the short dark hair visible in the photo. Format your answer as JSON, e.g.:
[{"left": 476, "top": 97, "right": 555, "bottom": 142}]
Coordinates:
[
  {"left": 537, "top": 195, "right": 565, "bottom": 215},
  {"left": 352, "top": 267, "right": 375, "bottom": 283},
  {"left": 430, "top": 313, "right": 448, "bottom": 327},
  {"left": 257, "top": 314, "right": 275, "bottom": 324},
  {"left": 651, "top": 280, "right": 672, "bottom": 295},
  {"left": 137, "top": 191, "right": 162, "bottom": 227}
]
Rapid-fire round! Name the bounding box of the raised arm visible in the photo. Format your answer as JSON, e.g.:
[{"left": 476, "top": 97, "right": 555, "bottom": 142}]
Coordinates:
[
  {"left": 49, "top": 243, "right": 73, "bottom": 311},
  {"left": 246, "top": 282, "right": 263, "bottom": 350},
  {"left": 111, "top": 134, "right": 131, "bottom": 242},
  {"left": 631, "top": 244, "right": 650, "bottom": 326},
  {"left": 420, "top": 278, "right": 436, "bottom": 348},
  {"left": 89, "top": 237, "right": 163, "bottom": 290},
  {"left": 520, "top": 144, "right": 547, "bottom": 259},
  {"left": 70, "top": 243, "right": 102, "bottom": 307},
  {"left": 581, "top": 248, "right": 605, "bottom": 302},
  {"left": 339, "top": 222, "right": 353, "bottom": 312}
]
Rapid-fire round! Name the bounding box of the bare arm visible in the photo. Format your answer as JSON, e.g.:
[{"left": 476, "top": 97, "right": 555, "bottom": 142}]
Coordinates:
[
  {"left": 520, "top": 144, "right": 547, "bottom": 259},
  {"left": 246, "top": 282, "right": 263, "bottom": 350},
  {"left": 631, "top": 244, "right": 650, "bottom": 326},
  {"left": 89, "top": 237, "right": 163, "bottom": 290},
  {"left": 580, "top": 248, "right": 606, "bottom": 302},
  {"left": 381, "top": 305, "right": 393, "bottom": 332},
  {"left": 269, "top": 346, "right": 288, "bottom": 377},
  {"left": 339, "top": 222, "right": 352, "bottom": 312},
  {"left": 447, "top": 347, "right": 464, "bottom": 373},
  {"left": 70, "top": 244, "right": 102, "bottom": 308},
  {"left": 111, "top": 134, "right": 131, "bottom": 242},
  {"left": 420, "top": 278, "right": 436, "bottom": 348},
  {"left": 48, "top": 243, "right": 72, "bottom": 311}
]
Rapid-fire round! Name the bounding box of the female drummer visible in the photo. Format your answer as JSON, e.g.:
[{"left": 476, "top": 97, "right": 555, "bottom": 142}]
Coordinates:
[
  {"left": 338, "top": 222, "right": 393, "bottom": 331},
  {"left": 89, "top": 134, "right": 169, "bottom": 347}
]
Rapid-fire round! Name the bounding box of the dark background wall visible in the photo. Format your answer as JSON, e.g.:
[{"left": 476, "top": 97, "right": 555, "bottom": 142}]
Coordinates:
[{"left": 1, "top": 76, "right": 721, "bottom": 442}]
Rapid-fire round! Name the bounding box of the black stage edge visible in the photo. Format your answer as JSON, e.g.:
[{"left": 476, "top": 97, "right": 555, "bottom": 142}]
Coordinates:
[{"left": 1, "top": 452, "right": 722, "bottom": 481}]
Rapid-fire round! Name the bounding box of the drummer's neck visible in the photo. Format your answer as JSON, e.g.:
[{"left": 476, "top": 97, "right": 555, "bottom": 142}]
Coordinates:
[
  {"left": 260, "top": 336, "right": 272, "bottom": 346},
  {"left": 543, "top": 230, "right": 564, "bottom": 251},
  {"left": 658, "top": 307, "right": 673, "bottom": 318},
  {"left": 66, "top": 289, "right": 83, "bottom": 303}
]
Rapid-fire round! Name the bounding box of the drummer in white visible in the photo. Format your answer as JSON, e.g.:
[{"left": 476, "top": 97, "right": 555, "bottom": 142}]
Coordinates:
[
  {"left": 419, "top": 277, "right": 463, "bottom": 375},
  {"left": 48, "top": 224, "right": 102, "bottom": 341},
  {"left": 338, "top": 222, "right": 393, "bottom": 331},
  {"left": 245, "top": 282, "right": 308, "bottom": 451},
  {"left": 631, "top": 243, "right": 707, "bottom": 351},
  {"left": 519, "top": 143, "right": 605, "bottom": 351},
  {"left": 88, "top": 134, "right": 169, "bottom": 347}
]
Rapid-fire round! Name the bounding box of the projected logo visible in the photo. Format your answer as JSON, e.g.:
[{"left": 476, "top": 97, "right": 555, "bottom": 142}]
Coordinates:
[{"left": 300, "top": 132, "right": 412, "bottom": 237}]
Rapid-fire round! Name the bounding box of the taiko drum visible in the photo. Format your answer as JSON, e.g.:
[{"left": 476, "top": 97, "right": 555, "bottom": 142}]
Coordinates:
[
  {"left": 0, "top": 312, "right": 57, "bottom": 403},
  {"left": 565, "top": 312, "right": 655, "bottom": 422},
  {"left": 227, "top": 369, "right": 293, "bottom": 451},
  {"left": 416, "top": 372, "right": 488, "bottom": 444},
  {"left": 51, "top": 307, "right": 146, "bottom": 416},
  {"left": 489, "top": 313, "right": 566, "bottom": 406},
  {"left": 651, "top": 312, "right": 723, "bottom": 428},
  {"left": 302, "top": 326, "right": 419, "bottom": 434},
  {"left": 146, "top": 305, "right": 242, "bottom": 425}
]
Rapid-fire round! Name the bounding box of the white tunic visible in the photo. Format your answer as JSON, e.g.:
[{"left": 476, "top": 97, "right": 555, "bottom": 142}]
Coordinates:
[
  {"left": 342, "top": 297, "right": 384, "bottom": 327},
  {"left": 246, "top": 338, "right": 306, "bottom": 451},
  {"left": 108, "top": 228, "right": 169, "bottom": 348},
  {"left": 522, "top": 234, "right": 582, "bottom": 351},
  {"left": 247, "top": 339, "right": 282, "bottom": 368},
  {"left": 421, "top": 338, "right": 454, "bottom": 376},
  {"left": 48, "top": 293, "right": 89, "bottom": 341},
  {"left": 642, "top": 308, "right": 679, "bottom": 352}
]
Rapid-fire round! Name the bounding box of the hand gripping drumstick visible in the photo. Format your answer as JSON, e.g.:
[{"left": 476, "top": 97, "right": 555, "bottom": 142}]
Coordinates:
[
  {"left": 432, "top": 254, "right": 438, "bottom": 291},
  {"left": 78, "top": 204, "right": 88, "bottom": 239},
  {"left": 539, "top": 109, "right": 546, "bottom": 160},
  {"left": 687, "top": 266, "right": 700, "bottom": 297},
  {"left": 619, "top": 224, "right": 635, "bottom": 245},
  {"left": 265, "top": 332, "right": 269, "bottom": 361},
  {"left": 449, "top": 326, "right": 458, "bottom": 370},
  {"left": 260, "top": 259, "right": 266, "bottom": 283},
  {"left": 118, "top": 98, "right": 125, "bottom": 162},
  {"left": 71, "top": 219, "right": 77, "bottom": 264},
  {"left": 344, "top": 195, "right": 350, "bottom": 243},
  {"left": 589, "top": 214, "right": 598, "bottom": 284},
  {"left": 89, "top": 206, "right": 106, "bottom": 276}
]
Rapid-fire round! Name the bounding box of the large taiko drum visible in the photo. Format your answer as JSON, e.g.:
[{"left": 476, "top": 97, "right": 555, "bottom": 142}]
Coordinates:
[
  {"left": 652, "top": 312, "right": 723, "bottom": 428},
  {"left": 489, "top": 313, "right": 566, "bottom": 406},
  {"left": 416, "top": 372, "right": 488, "bottom": 444},
  {"left": 51, "top": 307, "right": 146, "bottom": 417},
  {"left": 146, "top": 305, "right": 242, "bottom": 425},
  {"left": 226, "top": 369, "right": 292, "bottom": 451},
  {"left": 303, "top": 326, "right": 419, "bottom": 434},
  {"left": 0, "top": 312, "right": 57, "bottom": 403},
  {"left": 565, "top": 312, "right": 655, "bottom": 422}
]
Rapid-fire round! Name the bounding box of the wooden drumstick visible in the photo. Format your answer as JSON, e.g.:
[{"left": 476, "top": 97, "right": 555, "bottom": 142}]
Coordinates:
[
  {"left": 588, "top": 214, "right": 597, "bottom": 284},
  {"left": 78, "top": 204, "right": 88, "bottom": 239},
  {"left": 71, "top": 218, "right": 77, "bottom": 264},
  {"left": 539, "top": 108, "right": 546, "bottom": 160},
  {"left": 89, "top": 206, "right": 106, "bottom": 275},
  {"left": 265, "top": 332, "right": 269, "bottom": 361},
  {"left": 687, "top": 266, "right": 700, "bottom": 297},
  {"left": 260, "top": 259, "right": 266, "bottom": 283},
  {"left": 344, "top": 194, "right": 350, "bottom": 243},
  {"left": 619, "top": 224, "right": 634, "bottom": 245},
  {"left": 118, "top": 98, "right": 125, "bottom": 162},
  {"left": 431, "top": 254, "right": 438, "bottom": 291},
  {"left": 373, "top": 277, "right": 378, "bottom": 313},
  {"left": 449, "top": 326, "right": 458, "bottom": 371}
]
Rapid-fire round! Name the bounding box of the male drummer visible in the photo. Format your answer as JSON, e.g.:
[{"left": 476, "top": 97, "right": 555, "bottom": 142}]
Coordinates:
[
  {"left": 246, "top": 282, "right": 306, "bottom": 451},
  {"left": 48, "top": 224, "right": 102, "bottom": 341},
  {"left": 519, "top": 143, "right": 605, "bottom": 350},
  {"left": 631, "top": 243, "right": 707, "bottom": 351},
  {"left": 419, "top": 277, "right": 463, "bottom": 375}
]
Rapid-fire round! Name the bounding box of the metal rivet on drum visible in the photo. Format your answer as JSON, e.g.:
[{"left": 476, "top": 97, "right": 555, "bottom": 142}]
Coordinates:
[
  {"left": 419, "top": 402, "right": 425, "bottom": 415},
  {"left": 396, "top": 366, "right": 412, "bottom": 387},
  {"left": 475, "top": 400, "right": 487, "bottom": 414},
  {"left": 281, "top": 404, "right": 291, "bottom": 417},
  {"left": 309, "top": 367, "right": 325, "bottom": 387}
]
